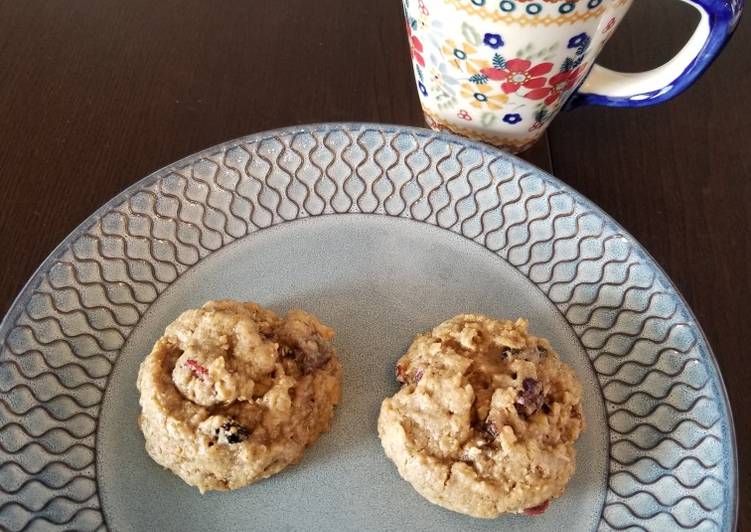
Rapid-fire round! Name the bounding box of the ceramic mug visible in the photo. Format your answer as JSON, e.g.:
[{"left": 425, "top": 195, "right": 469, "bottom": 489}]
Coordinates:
[{"left": 403, "top": 0, "right": 743, "bottom": 152}]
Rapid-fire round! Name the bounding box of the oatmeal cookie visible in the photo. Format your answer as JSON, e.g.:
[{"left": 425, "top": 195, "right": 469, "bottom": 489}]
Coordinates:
[
  {"left": 378, "top": 314, "right": 583, "bottom": 517},
  {"left": 137, "top": 300, "right": 341, "bottom": 492}
]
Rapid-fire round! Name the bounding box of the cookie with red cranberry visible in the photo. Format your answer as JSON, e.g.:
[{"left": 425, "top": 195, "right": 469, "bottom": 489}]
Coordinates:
[
  {"left": 378, "top": 314, "right": 583, "bottom": 518},
  {"left": 137, "top": 300, "right": 341, "bottom": 492}
]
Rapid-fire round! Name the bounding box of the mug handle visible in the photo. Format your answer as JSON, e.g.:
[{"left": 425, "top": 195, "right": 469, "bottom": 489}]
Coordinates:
[{"left": 569, "top": 0, "right": 743, "bottom": 108}]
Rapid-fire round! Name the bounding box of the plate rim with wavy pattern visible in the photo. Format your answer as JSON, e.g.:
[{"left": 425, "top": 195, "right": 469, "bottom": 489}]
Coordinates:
[{"left": 0, "top": 123, "right": 737, "bottom": 531}]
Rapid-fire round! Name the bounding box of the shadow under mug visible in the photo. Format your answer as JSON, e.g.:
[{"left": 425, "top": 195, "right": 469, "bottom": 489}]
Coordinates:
[{"left": 403, "top": 0, "right": 743, "bottom": 153}]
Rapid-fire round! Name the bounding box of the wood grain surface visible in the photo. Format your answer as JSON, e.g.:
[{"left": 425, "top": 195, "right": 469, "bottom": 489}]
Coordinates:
[{"left": 0, "top": 0, "right": 748, "bottom": 529}]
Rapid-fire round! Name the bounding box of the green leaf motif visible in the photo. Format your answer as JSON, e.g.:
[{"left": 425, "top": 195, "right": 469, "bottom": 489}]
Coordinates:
[
  {"left": 481, "top": 112, "right": 498, "bottom": 127},
  {"left": 535, "top": 108, "right": 550, "bottom": 122},
  {"left": 416, "top": 65, "right": 424, "bottom": 81},
  {"left": 560, "top": 57, "right": 575, "bottom": 72},
  {"left": 537, "top": 43, "right": 557, "bottom": 59},
  {"left": 469, "top": 73, "right": 489, "bottom": 84},
  {"left": 461, "top": 22, "right": 481, "bottom": 46},
  {"left": 492, "top": 54, "right": 506, "bottom": 69},
  {"left": 437, "top": 92, "right": 457, "bottom": 110}
]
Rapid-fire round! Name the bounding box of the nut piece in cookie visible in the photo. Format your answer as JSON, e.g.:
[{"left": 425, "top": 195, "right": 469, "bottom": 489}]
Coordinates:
[
  {"left": 136, "top": 300, "right": 342, "bottom": 492},
  {"left": 378, "top": 314, "right": 584, "bottom": 518}
]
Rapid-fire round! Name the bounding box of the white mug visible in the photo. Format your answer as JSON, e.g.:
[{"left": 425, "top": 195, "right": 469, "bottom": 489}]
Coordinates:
[{"left": 403, "top": 0, "right": 742, "bottom": 152}]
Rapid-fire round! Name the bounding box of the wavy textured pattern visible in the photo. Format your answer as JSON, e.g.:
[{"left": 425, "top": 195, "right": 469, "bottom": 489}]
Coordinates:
[{"left": 0, "top": 124, "right": 735, "bottom": 531}]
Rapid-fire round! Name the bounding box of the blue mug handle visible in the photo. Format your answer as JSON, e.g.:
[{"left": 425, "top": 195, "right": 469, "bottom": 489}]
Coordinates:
[{"left": 569, "top": 0, "right": 743, "bottom": 108}]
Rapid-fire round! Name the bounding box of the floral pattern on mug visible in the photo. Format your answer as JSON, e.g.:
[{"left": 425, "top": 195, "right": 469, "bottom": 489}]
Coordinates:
[
  {"left": 460, "top": 82, "right": 509, "bottom": 110},
  {"left": 402, "top": 0, "right": 631, "bottom": 151},
  {"left": 483, "top": 32, "right": 504, "bottom": 49},
  {"left": 407, "top": 23, "right": 425, "bottom": 67},
  {"left": 526, "top": 64, "right": 587, "bottom": 105},
  {"left": 442, "top": 39, "right": 485, "bottom": 74},
  {"left": 503, "top": 113, "right": 523, "bottom": 125},
  {"left": 480, "top": 58, "right": 554, "bottom": 95},
  {"left": 426, "top": 56, "right": 460, "bottom": 110},
  {"left": 427, "top": 16, "right": 595, "bottom": 123}
]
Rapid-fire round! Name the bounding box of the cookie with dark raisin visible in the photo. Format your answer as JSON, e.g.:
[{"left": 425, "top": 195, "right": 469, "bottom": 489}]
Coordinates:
[
  {"left": 378, "top": 314, "right": 584, "bottom": 518},
  {"left": 137, "top": 300, "right": 341, "bottom": 492}
]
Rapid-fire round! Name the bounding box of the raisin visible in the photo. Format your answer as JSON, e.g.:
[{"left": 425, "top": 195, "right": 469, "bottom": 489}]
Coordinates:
[
  {"left": 522, "top": 377, "right": 540, "bottom": 394},
  {"left": 515, "top": 378, "right": 544, "bottom": 418},
  {"left": 414, "top": 368, "right": 424, "bottom": 383},
  {"left": 218, "top": 419, "right": 249, "bottom": 444},
  {"left": 395, "top": 364, "right": 406, "bottom": 383},
  {"left": 281, "top": 335, "right": 333, "bottom": 374},
  {"left": 226, "top": 430, "right": 248, "bottom": 444},
  {"left": 541, "top": 403, "right": 551, "bottom": 414}
]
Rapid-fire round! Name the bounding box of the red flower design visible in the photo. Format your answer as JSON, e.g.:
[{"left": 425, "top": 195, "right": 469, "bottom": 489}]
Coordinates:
[
  {"left": 525, "top": 65, "right": 586, "bottom": 105},
  {"left": 481, "top": 59, "right": 553, "bottom": 95},
  {"left": 406, "top": 24, "right": 425, "bottom": 67}
]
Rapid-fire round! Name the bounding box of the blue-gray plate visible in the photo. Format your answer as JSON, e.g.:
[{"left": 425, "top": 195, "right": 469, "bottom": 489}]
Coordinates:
[{"left": 0, "top": 124, "right": 737, "bottom": 531}]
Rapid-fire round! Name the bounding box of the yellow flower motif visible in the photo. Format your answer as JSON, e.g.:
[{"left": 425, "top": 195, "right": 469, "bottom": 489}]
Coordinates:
[
  {"left": 470, "top": 58, "right": 493, "bottom": 74},
  {"left": 460, "top": 82, "right": 509, "bottom": 111},
  {"left": 441, "top": 39, "right": 484, "bottom": 74}
]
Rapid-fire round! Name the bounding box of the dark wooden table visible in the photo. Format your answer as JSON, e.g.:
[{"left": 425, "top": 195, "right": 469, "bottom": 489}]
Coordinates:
[{"left": 1, "top": 0, "right": 748, "bottom": 529}]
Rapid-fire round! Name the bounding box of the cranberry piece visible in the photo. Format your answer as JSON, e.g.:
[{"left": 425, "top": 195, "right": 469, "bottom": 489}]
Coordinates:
[
  {"left": 396, "top": 365, "right": 423, "bottom": 384},
  {"left": 185, "top": 359, "right": 208, "bottom": 378},
  {"left": 523, "top": 500, "right": 550, "bottom": 516}
]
